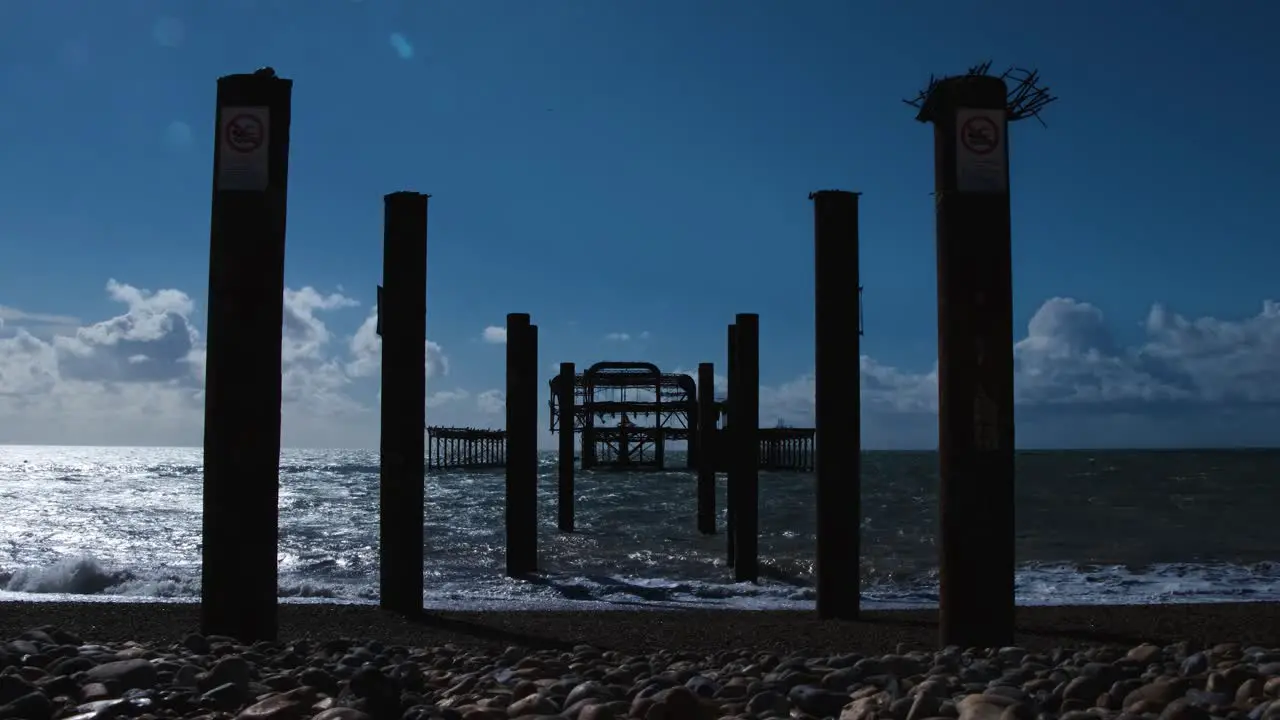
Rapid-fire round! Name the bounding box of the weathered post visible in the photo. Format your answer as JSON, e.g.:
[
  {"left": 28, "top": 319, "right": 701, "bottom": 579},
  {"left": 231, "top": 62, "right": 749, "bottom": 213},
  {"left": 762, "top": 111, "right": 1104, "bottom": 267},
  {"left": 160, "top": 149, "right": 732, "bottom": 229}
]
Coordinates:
[
  {"left": 725, "top": 323, "right": 737, "bottom": 568},
  {"left": 201, "top": 68, "right": 291, "bottom": 642},
  {"left": 696, "top": 362, "right": 717, "bottom": 535},
  {"left": 557, "top": 362, "right": 576, "bottom": 532},
  {"left": 811, "top": 189, "right": 862, "bottom": 620},
  {"left": 732, "top": 313, "right": 760, "bottom": 583},
  {"left": 912, "top": 70, "right": 1032, "bottom": 648},
  {"left": 378, "top": 191, "right": 429, "bottom": 615},
  {"left": 687, "top": 388, "right": 700, "bottom": 472},
  {"left": 505, "top": 314, "right": 538, "bottom": 575}
]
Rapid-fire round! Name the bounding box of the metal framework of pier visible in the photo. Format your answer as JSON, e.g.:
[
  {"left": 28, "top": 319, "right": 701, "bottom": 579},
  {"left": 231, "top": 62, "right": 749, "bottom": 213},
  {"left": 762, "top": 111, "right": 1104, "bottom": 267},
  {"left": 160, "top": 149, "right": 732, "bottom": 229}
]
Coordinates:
[
  {"left": 545, "top": 360, "right": 817, "bottom": 472},
  {"left": 548, "top": 362, "right": 695, "bottom": 470}
]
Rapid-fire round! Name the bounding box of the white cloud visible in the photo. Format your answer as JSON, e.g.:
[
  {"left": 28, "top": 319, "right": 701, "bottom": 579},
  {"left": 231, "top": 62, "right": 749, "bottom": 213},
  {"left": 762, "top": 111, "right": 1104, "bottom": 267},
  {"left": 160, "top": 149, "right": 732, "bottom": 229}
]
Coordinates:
[
  {"left": 282, "top": 287, "right": 359, "bottom": 364},
  {"left": 53, "top": 279, "right": 199, "bottom": 384},
  {"left": 3, "top": 283, "right": 1280, "bottom": 449},
  {"left": 428, "top": 389, "right": 469, "bottom": 408},
  {"left": 0, "top": 280, "right": 468, "bottom": 448},
  {"left": 476, "top": 389, "right": 505, "bottom": 415},
  {"left": 0, "top": 305, "right": 80, "bottom": 329},
  {"left": 345, "top": 309, "right": 448, "bottom": 381},
  {"left": 677, "top": 297, "right": 1280, "bottom": 448},
  {"left": 481, "top": 326, "right": 507, "bottom": 344},
  {"left": 605, "top": 332, "right": 631, "bottom": 342}
]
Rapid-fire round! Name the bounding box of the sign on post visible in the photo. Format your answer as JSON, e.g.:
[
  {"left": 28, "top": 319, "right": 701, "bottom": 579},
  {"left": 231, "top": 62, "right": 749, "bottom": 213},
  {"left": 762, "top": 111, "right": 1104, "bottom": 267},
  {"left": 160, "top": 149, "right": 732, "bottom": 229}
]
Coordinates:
[
  {"left": 217, "top": 106, "right": 271, "bottom": 191},
  {"left": 955, "top": 108, "right": 1007, "bottom": 194}
]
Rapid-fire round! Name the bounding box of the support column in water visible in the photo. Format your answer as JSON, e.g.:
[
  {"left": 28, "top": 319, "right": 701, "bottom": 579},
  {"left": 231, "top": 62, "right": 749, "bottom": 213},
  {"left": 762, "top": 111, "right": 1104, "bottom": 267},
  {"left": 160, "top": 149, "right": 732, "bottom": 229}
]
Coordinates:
[
  {"left": 811, "top": 189, "right": 863, "bottom": 620},
  {"left": 378, "top": 191, "right": 429, "bottom": 615},
  {"left": 557, "top": 362, "right": 576, "bottom": 533},
  {"left": 201, "top": 68, "right": 292, "bottom": 642},
  {"left": 918, "top": 74, "right": 1017, "bottom": 648}
]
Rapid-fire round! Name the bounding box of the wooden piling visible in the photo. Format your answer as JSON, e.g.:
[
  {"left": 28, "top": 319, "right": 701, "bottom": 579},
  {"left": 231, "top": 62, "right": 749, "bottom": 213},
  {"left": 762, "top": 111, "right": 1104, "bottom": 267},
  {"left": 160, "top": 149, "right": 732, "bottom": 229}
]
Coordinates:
[
  {"left": 696, "top": 362, "right": 717, "bottom": 535},
  {"left": 557, "top": 362, "right": 576, "bottom": 532},
  {"left": 725, "top": 323, "right": 738, "bottom": 568},
  {"left": 377, "top": 191, "right": 430, "bottom": 615},
  {"left": 731, "top": 313, "right": 760, "bottom": 583},
  {"left": 201, "top": 68, "right": 291, "bottom": 642},
  {"left": 919, "top": 74, "right": 1017, "bottom": 648},
  {"left": 505, "top": 314, "right": 539, "bottom": 575},
  {"left": 811, "top": 189, "right": 862, "bottom": 620}
]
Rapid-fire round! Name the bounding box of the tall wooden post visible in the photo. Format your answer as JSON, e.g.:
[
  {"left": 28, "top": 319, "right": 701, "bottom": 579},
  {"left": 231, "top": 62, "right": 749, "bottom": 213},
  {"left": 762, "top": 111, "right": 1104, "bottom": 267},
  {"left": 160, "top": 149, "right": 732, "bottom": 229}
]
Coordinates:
[
  {"left": 919, "top": 74, "right": 1016, "bottom": 647},
  {"left": 378, "top": 191, "right": 429, "bottom": 614},
  {"left": 557, "top": 362, "right": 576, "bottom": 532},
  {"left": 725, "top": 323, "right": 737, "bottom": 568},
  {"left": 505, "top": 314, "right": 539, "bottom": 575},
  {"left": 201, "top": 68, "right": 291, "bottom": 642},
  {"left": 696, "top": 362, "right": 717, "bottom": 535},
  {"left": 731, "top": 313, "right": 760, "bottom": 582},
  {"left": 811, "top": 189, "right": 862, "bottom": 619}
]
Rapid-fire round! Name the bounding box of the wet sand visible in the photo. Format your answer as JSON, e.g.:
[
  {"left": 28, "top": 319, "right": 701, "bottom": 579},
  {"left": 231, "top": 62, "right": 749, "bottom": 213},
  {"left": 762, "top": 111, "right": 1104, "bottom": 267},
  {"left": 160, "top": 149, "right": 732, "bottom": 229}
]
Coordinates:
[{"left": 2, "top": 601, "right": 1278, "bottom": 652}]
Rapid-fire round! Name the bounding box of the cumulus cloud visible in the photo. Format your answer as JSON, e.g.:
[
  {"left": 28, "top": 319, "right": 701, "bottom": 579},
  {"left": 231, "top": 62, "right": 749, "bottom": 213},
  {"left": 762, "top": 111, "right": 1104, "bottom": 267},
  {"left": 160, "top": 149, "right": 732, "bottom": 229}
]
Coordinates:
[
  {"left": 602, "top": 331, "right": 650, "bottom": 342},
  {"left": 428, "top": 389, "right": 469, "bottom": 408},
  {"left": 0, "top": 305, "right": 80, "bottom": 330},
  {"left": 476, "top": 389, "right": 505, "bottom": 415},
  {"left": 53, "top": 279, "right": 199, "bottom": 384},
  {"left": 282, "top": 287, "right": 359, "bottom": 363},
  {"left": 346, "top": 309, "right": 448, "bottom": 380},
  {"left": 481, "top": 326, "right": 507, "bottom": 344},
  {"left": 744, "top": 297, "right": 1280, "bottom": 446},
  {"left": 4, "top": 283, "right": 1279, "bottom": 448},
  {"left": 0, "top": 279, "right": 470, "bottom": 448}
]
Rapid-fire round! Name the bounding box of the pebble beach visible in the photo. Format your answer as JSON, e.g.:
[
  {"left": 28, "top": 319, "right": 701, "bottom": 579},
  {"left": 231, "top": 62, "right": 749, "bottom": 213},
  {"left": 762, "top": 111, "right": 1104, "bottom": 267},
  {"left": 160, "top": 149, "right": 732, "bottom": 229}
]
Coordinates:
[{"left": 2, "top": 602, "right": 1280, "bottom": 720}]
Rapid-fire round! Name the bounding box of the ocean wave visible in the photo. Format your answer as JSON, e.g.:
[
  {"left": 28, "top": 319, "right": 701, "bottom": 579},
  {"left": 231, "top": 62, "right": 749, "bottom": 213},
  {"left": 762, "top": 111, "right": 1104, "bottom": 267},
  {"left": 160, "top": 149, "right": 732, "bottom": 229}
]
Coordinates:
[{"left": 3, "top": 554, "right": 1279, "bottom": 610}]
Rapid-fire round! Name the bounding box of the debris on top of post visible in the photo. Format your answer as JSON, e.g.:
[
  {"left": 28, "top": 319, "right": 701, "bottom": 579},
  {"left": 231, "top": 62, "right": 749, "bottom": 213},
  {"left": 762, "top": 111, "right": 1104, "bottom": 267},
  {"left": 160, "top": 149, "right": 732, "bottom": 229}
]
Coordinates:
[
  {"left": 904, "top": 61, "right": 1058, "bottom": 126},
  {"left": 807, "top": 190, "right": 863, "bottom": 200}
]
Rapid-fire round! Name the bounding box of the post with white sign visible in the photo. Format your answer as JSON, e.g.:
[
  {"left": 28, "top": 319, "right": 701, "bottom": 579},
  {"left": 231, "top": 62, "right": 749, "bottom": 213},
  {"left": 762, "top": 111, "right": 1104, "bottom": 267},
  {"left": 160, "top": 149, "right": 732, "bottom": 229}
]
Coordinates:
[
  {"left": 915, "top": 74, "right": 1016, "bottom": 647},
  {"left": 810, "top": 189, "right": 862, "bottom": 620},
  {"left": 202, "top": 68, "right": 292, "bottom": 642},
  {"left": 379, "top": 191, "right": 429, "bottom": 615}
]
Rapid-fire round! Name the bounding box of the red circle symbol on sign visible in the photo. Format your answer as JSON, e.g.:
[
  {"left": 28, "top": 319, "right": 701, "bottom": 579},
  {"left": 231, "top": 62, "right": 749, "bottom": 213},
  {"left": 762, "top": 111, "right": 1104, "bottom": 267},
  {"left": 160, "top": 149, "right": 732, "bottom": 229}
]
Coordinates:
[
  {"left": 960, "top": 115, "right": 999, "bottom": 155},
  {"left": 224, "top": 114, "right": 264, "bottom": 153}
]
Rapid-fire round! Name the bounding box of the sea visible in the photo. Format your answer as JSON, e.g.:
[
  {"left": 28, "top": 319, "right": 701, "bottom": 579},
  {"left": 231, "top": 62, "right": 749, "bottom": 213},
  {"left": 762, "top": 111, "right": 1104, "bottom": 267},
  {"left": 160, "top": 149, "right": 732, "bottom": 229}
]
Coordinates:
[{"left": 0, "top": 445, "right": 1277, "bottom": 610}]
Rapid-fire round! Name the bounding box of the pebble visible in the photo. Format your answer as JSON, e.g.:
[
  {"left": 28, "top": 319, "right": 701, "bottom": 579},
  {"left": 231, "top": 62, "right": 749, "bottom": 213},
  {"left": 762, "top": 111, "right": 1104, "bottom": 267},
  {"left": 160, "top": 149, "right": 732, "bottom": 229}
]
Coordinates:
[{"left": 0, "top": 627, "right": 1276, "bottom": 720}]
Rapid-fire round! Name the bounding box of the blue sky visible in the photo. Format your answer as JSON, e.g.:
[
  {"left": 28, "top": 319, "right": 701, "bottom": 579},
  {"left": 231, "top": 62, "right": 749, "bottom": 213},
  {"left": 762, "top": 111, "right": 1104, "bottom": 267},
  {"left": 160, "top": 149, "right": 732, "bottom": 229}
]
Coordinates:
[{"left": 1, "top": 0, "right": 1278, "bottom": 449}]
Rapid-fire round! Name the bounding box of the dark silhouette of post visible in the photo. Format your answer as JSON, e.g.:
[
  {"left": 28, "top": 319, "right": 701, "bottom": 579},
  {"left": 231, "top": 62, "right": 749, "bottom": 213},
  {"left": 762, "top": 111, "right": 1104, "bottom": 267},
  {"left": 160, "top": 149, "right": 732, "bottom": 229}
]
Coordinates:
[
  {"left": 201, "top": 69, "right": 291, "bottom": 642},
  {"left": 557, "top": 362, "right": 575, "bottom": 532},
  {"left": 919, "top": 74, "right": 1016, "bottom": 647},
  {"left": 696, "top": 362, "right": 717, "bottom": 534},
  {"left": 811, "top": 190, "right": 862, "bottom": 619},
  {"left": 725, "top": 323, "right": 737, "bottom": 568},
  {"left": 378, "top": 191, "right": 429, "bottom": 614},
  {"left": 731, "top": 313, "right": 760, "bottom": 582},
  {"left": 505, "top": 314, "right": 538, "bottom": 575}
]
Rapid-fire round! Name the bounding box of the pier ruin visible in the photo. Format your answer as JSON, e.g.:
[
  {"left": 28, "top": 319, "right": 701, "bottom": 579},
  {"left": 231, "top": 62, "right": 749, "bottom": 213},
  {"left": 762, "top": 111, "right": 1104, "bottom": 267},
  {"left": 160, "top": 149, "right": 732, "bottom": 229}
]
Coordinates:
[
  {"left": 425, "top": 426, "right": 506, "bottom": 471},
  {"left": 425, "top": 362, "right": 818, "bottom": 474},
  {"left": 548, "top": 361, "right": 695, "bottom": 471},
  {"left": 195, "top": 59, "right": 1043, "bottom": 649}
]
